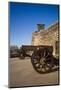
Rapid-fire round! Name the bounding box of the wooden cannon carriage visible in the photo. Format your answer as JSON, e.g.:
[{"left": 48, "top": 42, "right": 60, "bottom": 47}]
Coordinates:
[{"left": 18, "top": 45, "right": 59, "bottom": 74}]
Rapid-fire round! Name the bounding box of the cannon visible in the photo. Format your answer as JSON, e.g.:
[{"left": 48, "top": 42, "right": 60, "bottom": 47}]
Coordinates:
[
  {"left": 17, "top": 45, "right": 59, "bottom": 74},
  {"left": 10, "top": 46, "right": 19, "bottom": 58}
]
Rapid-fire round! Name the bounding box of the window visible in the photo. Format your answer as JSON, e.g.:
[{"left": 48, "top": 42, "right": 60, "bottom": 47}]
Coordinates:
[{"left": 55, "top": 41, "right": 59, "bottom": 55}]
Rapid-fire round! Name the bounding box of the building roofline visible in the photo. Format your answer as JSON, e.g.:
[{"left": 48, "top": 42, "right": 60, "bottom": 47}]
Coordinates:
[{"left": 45, "top": 21, "right": 59, "bottom": 31}]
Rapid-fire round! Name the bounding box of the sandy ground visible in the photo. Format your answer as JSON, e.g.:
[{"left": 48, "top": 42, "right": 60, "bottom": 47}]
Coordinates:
[{"left": 9, "top": 57, "right": 59, "bottom": 88}]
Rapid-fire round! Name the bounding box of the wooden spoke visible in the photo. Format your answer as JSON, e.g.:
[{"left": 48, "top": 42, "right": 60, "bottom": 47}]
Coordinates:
[{"left": 31, "top": 49, "right": 56, "bottom": 74}]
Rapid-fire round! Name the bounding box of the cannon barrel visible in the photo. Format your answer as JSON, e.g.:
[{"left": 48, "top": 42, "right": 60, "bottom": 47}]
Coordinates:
[{"left": 19, "top": 45, "right": 53, "bottom": 59}]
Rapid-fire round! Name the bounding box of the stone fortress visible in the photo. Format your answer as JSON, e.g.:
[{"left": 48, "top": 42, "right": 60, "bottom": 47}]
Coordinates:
[{"left": 32, "top": 21, "right": 59, "bottom": 56}]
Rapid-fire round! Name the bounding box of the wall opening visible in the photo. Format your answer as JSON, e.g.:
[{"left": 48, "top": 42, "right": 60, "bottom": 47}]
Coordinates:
[{"left": 55, "top": 41, "right": 59, "bottom": 55}]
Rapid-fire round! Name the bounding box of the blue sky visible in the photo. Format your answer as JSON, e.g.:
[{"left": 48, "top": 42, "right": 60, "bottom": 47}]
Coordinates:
[{"left": 9, "top": 2, "right": 59, "bottom": 46}]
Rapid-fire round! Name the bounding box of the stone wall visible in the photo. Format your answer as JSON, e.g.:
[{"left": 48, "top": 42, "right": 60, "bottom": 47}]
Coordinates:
[{"left": 32, "top": 22, "right": 59, "bottom": 56}]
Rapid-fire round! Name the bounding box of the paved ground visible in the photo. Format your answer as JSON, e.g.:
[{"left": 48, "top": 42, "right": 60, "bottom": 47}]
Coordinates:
[{"left": 9, "top": 57, "right": 59, "bottom": 88}]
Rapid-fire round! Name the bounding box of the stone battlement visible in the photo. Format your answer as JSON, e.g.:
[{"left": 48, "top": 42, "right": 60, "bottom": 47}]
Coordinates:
[{"left": 32, "top": 22, "right": 59, "bottom": 56}]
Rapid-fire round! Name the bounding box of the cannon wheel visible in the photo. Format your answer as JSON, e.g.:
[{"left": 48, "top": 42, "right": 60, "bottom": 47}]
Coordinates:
[
  {"left": 31, "top": 48, "right": 54, "bottom": 74},
  {"left": 19, "top": 48, "right": 26, "bottom": 59},
  {"left": 19, "top": 53, "right": 25, "bottom": 59}
]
